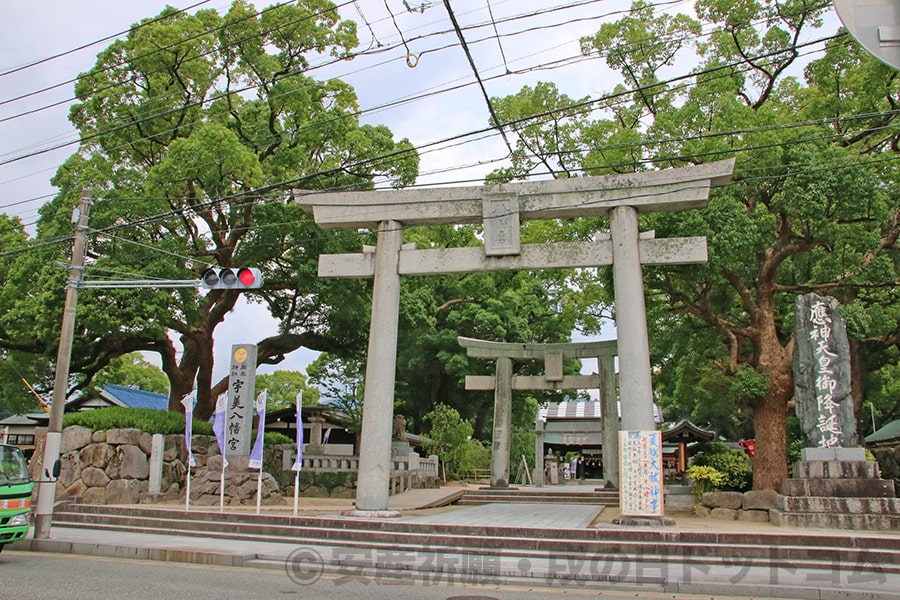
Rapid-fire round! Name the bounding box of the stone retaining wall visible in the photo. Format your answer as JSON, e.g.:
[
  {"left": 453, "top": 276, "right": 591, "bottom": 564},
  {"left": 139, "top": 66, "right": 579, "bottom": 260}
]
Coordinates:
[
  {"left": 52, "top": 425, "right": 284, "bottom": 505},
  {"left": 47, "top": 425, "right": 435, "bottom": 506},
  {"left": 695, "top": 490, "right": 779, "bottom": 522}
]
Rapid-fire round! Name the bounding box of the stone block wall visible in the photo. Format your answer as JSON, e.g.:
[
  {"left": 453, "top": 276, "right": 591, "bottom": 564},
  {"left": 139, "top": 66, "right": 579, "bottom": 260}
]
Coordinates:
[
  {"left": 694, "top": 490, "right": 779, "bottom": 522},
  {"left": 55, "top": 425, "right": 195, "bottom": 504},
  {"left": 52, "top": 425, "right": 284, "bottom": 505},
  {"left": 46, "top": 425, "right": 435, "bottom": 506}
]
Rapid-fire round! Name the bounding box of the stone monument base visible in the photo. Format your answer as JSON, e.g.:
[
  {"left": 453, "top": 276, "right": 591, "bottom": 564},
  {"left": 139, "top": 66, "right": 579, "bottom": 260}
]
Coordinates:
[
  {"left": 342, "top": 509, "right": 402, "bottom": 519},
  {"left": 390, "top": 441, "right": 412, "bottom": 458},
  {"left": 611, "top": 514, "right": 676, "bottom": 527},
  {"left": 771, "top": 447, "right": 900, "bottom": 530}
]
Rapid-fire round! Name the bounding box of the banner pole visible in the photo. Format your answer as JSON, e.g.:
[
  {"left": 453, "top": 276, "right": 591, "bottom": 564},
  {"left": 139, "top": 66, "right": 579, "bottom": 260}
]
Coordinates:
[
  {"left": 185, "top": 465, "right": 191, "bottom": 511},
  {"left": 219, "top": 460, "right": 226, "bottom": 512}
]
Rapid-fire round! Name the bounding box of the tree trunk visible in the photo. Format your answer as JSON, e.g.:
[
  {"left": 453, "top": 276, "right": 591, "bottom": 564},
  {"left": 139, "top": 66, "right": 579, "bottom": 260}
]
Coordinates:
[
  {"left": 849, "top": 340, "right": 868, "bottom": 443},
  {"left": 749, "top": 275, "right": 794, "bottom": 491},
  {"left": 751, "top": 388, "right": 789, "bottom": 491}
]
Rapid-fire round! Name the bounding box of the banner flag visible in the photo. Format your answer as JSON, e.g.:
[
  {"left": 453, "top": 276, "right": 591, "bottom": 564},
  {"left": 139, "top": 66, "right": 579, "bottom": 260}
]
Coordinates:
[
  {"left": 248, "top": 389, "right": 267, "bottom": 469},
  {"left": 213, "top": 393, "right": 229, "bottom": 468},
  {"left": 292, "top": 392, "right": 303, "bottom": 472},
  {"left": 180, "top": 392, "right": 196, "bottom": 468}
]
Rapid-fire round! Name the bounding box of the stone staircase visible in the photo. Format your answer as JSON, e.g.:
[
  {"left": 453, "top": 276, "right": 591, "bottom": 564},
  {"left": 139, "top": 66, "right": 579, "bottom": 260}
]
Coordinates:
[
  {"left": 771, "top": 449, "right": 900, "bottom": 530},
  {"left": 48, "top": 502, "right": 900, "bottom": 578},
  {"left": 456, "top": 486, "right": 619, "bottom": 506}
]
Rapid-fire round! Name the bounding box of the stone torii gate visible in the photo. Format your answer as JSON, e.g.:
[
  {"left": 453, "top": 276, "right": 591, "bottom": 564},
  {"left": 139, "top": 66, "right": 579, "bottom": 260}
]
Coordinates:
[
  {"left": 296, "top": 158, "right": 734, "bottom": 515},
  {"left": 458, "top": 336, "right": 619, "bottom": 489}
]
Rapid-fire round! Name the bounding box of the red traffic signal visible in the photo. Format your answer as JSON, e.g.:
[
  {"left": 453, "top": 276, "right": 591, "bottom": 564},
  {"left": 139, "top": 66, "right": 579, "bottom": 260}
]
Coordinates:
[{"left": 200, "top": 267, "right": 263, "bottom": 289}]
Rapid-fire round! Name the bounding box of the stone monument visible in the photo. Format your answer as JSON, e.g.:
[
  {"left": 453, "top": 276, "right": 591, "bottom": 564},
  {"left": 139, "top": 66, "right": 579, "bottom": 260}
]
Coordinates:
[
  {"left": 793, "top": 293, "right": 856, "bottom": 450},
  {"left": 772, "top": 293, "right": 899, "bottom": 529}
]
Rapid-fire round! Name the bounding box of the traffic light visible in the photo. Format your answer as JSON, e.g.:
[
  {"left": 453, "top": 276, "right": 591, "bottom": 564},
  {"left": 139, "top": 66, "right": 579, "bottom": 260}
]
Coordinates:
[{"left": 200, "top": 267, "right": 263, "bottom": 289}]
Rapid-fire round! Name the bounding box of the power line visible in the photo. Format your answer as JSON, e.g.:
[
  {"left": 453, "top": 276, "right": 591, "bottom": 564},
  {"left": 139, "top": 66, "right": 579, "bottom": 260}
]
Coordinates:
[
  {"left": 0, "top": 0, "right": 341, "bottom": 119},
  {"left": 0, "top": 30, "right": 859, "bottom": 229},
  {"left": 0, "top": 0, "right": 214, "bottom": 78},
  {"left": 0, "top": 2, "right": 857, "bottom": 226},
  {"left": 1, "top": 0, "right": 833, "bottom": 174},
  {"left": 442, "top": 0, "right": 515, "bottom": 157}
]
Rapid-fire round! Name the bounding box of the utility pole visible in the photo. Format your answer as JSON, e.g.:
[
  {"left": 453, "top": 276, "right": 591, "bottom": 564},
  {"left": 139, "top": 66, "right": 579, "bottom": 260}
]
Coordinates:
[{"left": 34, "top": 190, "right": 92, "bottom": 539}]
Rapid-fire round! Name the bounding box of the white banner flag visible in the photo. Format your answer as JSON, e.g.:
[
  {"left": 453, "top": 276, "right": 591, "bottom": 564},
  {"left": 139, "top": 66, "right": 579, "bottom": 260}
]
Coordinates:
[
  {"left": 212, "top": 393, "right": 229, "bottom": 468},
  {"left": 180, "top": 392, "right": 196, "bottom": 468},
  {"left": 248, "top": 390, "right": 267, "bottom": 469}
]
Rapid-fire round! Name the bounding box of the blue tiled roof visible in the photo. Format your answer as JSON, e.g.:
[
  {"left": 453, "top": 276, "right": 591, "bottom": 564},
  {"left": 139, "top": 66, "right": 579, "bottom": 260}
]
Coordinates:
[{"left": 103, "top": 384, "right": 168, "bottom": 411}]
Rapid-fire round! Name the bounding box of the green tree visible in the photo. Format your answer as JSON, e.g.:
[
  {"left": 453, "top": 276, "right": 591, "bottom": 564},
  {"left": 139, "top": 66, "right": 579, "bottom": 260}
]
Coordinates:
[
  {"left": 0, "top": 1, "right": 418, "bottom": 419},
  {"left": 421, "top": 403, "right": 488, "bottom": 480},
  {"left": 306, "top": 352, "right": 365, "bottom": 437},
  {"left": 392, "top": 222, "right": 597, "bottom": 437},
  {"left": 489, "top": 0, "right": 900, "bottom": 490},
  {"left": 0, "top": 214, "right": 51, "bottom": 418},
  {"left": 255, "top": 369, "right": 318, "bottom": 411},
  {"left": 94, "top": 352, "right": 169, "bottom": 394}
]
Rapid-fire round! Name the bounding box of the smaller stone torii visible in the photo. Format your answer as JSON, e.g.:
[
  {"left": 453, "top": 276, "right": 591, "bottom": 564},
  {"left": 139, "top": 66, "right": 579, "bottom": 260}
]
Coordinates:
[
  {"left": 459, "top": 336, "right": 619, "bottom": 489},
  {"left": 296, "top": 158, "right": 734, "bottom": 514}
]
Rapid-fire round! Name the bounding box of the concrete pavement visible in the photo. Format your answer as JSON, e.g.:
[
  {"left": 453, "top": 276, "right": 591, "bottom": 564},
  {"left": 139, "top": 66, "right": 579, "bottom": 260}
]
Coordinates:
[{"left": 9, "top": 485, "right": 900, "bottom": 599}]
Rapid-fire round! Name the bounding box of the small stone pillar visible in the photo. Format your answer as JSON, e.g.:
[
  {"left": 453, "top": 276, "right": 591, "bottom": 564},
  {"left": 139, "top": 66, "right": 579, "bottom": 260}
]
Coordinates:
[
  {"left": 148, "top": 434, "right": 164, "bottom": 494},
  {"left": 306, "top": 416, "right": 325, "bottom": 455}
]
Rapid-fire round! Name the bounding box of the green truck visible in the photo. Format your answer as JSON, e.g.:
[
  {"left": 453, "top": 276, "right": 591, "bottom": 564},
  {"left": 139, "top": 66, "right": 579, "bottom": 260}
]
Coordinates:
[{"left": 0, "top": 444, "right": 33, "bottom": 554}]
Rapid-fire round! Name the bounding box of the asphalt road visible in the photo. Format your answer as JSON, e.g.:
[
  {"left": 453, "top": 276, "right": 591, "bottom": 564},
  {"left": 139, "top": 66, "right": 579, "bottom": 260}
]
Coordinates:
[{"left": 0, "top": 550, "right": 794, "bottom": 600}]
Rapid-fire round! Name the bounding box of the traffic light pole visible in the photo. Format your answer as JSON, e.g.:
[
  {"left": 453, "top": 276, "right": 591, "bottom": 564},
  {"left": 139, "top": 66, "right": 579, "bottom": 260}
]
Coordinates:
[
  {"left": 34, "top": 191, "right": 92, "bottom": 540},
  {"left": 31, "top": 195, "right": 259, "bottom": 538}
]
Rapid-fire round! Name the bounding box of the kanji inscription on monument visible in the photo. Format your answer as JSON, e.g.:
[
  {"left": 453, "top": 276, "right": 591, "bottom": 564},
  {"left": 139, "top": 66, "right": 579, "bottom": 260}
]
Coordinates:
[
  {"left": 225, "top": 344, "right": 257, "bottom": 456},
  {"left": 793, "top": 293, "right": 856, "bottom": 448}
]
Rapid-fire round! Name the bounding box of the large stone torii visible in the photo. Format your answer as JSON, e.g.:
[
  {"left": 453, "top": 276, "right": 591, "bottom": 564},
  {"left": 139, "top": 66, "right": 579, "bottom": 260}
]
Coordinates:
[{"left": 296, "top": 158, "right": 735, "bottom": 514}]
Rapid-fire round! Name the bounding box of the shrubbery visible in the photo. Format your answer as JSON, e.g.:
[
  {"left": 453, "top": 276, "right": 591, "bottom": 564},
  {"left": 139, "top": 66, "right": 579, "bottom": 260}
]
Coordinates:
[
  {"left": 690, "top": 441, "right": 752, "bottom": 492},
  {"left": 63, "top": 407, "right": 213, "bottom": 435},
  {"left": 686, "top": 464, "right": 725, "bottom": 502}
]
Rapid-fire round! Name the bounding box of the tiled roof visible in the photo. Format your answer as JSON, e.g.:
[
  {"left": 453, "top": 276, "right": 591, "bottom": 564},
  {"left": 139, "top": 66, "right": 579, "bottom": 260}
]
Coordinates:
[
  {"left": 866, "top": 419, "right": 900, "bottom": 444},
  {"left": 539, "top": 401, "right": 603, "bottom": 419},
  {"left": 537, "top": 400, "right": 663, "bottom": 423},
  {"left": 102, "top": 384, "right": 168, "bottom": 411}
]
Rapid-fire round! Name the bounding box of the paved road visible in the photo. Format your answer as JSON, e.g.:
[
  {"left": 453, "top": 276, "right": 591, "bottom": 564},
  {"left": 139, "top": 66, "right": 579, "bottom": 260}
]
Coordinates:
[{"left": 0, "top": 551, "right": 795, "bottom": 600}]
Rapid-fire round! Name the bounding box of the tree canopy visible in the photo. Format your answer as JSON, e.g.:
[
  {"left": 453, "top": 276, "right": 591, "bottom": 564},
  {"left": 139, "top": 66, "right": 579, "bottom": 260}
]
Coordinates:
[
  {"left": 0, "top": 1, "right": 417, "bottom": 419},
  {"left": 488, "top": 0, "right": 900, "bottom": 489}
]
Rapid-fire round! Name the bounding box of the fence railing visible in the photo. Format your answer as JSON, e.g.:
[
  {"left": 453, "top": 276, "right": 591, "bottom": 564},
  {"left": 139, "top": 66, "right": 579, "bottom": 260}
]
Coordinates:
[{"left": 281, "top": 447, "right": 439, "bottom": 495}]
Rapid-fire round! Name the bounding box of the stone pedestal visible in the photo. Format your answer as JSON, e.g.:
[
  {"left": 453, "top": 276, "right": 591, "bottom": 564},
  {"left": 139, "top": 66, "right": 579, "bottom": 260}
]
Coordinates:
[
  {"left": 390, "top": 441, "right": 412, "bottom": 458},
  {"left": 772, "top": 448, "right": 900, "bottom": 530},
  {"left": 306, "top": 416, "right": 325, "bottom": 455}
]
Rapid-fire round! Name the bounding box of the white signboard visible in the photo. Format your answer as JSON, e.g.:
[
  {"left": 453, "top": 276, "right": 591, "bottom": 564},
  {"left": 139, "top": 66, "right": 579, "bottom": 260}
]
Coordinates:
[{"left": 618, "top": 430, "right": 663, "bottom": 517}]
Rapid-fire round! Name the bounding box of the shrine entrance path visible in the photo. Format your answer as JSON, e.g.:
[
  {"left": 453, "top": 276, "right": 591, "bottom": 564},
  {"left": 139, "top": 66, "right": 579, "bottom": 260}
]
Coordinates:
[{"left": 399, "top": 502, "right": 603, "bottom": 529}]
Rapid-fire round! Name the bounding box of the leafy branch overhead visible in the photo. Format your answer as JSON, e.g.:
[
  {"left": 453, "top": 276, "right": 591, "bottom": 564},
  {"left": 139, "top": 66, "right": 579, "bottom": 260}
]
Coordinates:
[{"left": 0, "top": 1, "right": 418, "bottom": 419}]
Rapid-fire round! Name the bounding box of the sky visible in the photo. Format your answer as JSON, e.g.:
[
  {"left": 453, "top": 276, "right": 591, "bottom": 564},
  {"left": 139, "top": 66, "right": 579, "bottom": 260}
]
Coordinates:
[{"left": 0, "top": 1, "right": 844, "bottom": 385}]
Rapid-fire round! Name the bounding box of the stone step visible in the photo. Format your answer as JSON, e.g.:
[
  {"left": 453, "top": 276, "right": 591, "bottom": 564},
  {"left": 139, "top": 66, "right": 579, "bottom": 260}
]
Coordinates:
[
  {"left": 457, "top": 491, "right": 617, "bottom": 506},
  {"left": 770, "top": 510, "right": 900, "bottom": 530},
  {"left": 782, "top": 478, "right": 896, "bottom": 498},
  {"left": 50, "top": 503, "right": 900, "bottom": 569},
  {"left": 792, "top": 460, "right": 880, "bottom": 480},
  {"left": 778, "top": 496, "right": 900, "bottom": 515}
]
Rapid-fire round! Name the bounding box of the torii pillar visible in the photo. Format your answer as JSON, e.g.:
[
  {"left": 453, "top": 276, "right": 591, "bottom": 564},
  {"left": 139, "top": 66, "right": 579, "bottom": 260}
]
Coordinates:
[{"left": 295, "top": 159, "right": 734, "bottom": 515}]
